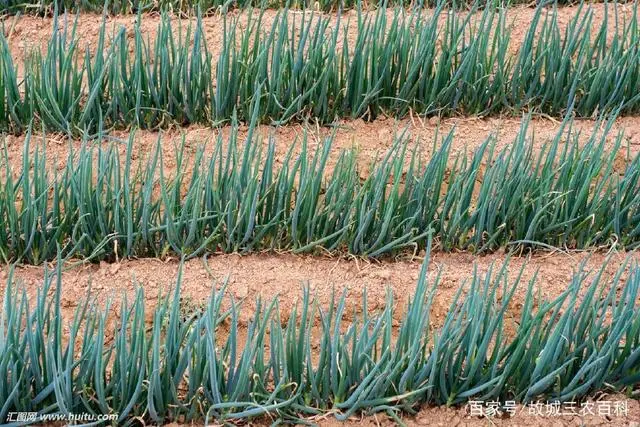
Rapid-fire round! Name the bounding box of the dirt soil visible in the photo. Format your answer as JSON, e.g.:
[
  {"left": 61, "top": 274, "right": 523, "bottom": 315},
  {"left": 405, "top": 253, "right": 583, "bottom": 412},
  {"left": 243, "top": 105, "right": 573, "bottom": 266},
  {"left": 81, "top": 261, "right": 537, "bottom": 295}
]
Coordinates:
[
  {"left": 3, "top": 249, "right": 639, "bottom": 330},
  {"left": 4, "top": 4, "right": 639, "bottom": 65},
  {"left": 3, "top": 115, "right": 640, "bottom": 179}
]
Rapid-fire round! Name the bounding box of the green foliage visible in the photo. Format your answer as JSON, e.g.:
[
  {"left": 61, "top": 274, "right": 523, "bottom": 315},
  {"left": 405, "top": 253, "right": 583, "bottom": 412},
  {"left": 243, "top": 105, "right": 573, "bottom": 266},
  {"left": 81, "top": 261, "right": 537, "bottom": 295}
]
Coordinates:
[
  {"left": 0, "top": 112, "right": 638, "bottom": 264},
  {"left": 0, "top": 0, "right": 599, "bottom": 15},
  {"left": 1, "top": 243, "right": 639, "bottom": 424},
  {"left": 2, "top": 2, "right": 640, "bottom": 133}
]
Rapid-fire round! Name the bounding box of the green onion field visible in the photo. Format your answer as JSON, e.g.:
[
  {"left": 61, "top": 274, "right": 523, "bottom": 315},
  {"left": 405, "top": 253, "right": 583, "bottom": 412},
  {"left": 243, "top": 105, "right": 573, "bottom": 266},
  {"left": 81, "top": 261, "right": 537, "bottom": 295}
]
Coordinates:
[{"left": 1, "top": 0, "right": 639, "bottom": 425}]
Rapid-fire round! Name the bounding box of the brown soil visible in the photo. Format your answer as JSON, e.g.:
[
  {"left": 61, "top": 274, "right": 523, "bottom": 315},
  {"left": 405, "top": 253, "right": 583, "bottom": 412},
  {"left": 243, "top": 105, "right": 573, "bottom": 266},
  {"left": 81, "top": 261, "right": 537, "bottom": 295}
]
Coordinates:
[
  {"left": 3, "top": 249, "right": 638, "bottom": 329},
  {"left": 3, "top": 115, "right": 640, "bottom": 179},
  {"left": 4, "top": 4, "right": 639, "bottom": 65}
]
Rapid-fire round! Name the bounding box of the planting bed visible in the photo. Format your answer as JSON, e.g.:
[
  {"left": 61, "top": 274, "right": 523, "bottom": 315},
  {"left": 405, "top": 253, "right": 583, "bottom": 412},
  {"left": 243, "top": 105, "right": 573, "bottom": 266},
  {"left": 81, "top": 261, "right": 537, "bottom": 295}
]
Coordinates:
[
  {"left": 2, "top": 248, "right": 640, "bottom": 425},
  {"left": 3, "top": 115, "right": 640, "bottom": 171},
  {"left": 1, "top": 1, "right": 640, "bottom": 426},
  {"left": 2, "top": 250, "right": 640, "bottom": 424},
  {"left": 3, "top": 4, "right": 640, "bottom": 133}
]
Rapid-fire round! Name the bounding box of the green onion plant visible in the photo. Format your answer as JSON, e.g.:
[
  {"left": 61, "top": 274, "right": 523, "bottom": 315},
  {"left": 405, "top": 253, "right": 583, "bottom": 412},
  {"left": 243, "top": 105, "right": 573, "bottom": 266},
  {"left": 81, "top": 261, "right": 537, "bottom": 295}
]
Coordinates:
[
  {"left": 1, "top": 241, "right": 639, "bottom": 424},
  {"left": 2, "top": 2, "right": 640, "bottom": 133},
  {"left": 0, "top": 110, "right": 638, "bottom": 264}
]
